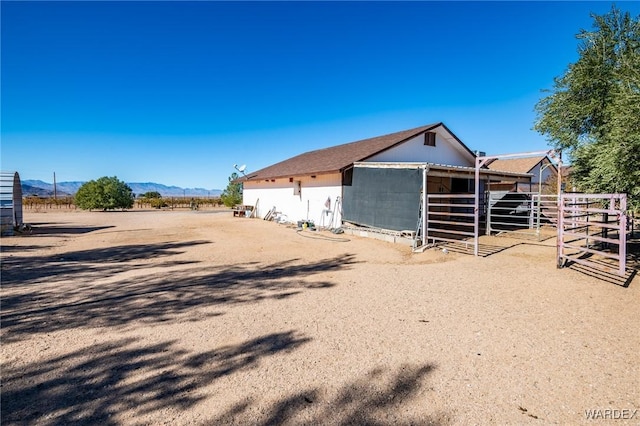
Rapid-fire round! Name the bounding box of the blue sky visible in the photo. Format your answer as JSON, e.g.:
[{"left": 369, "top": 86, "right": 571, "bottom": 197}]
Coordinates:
[{"left": 2, "top": 1, "right": 638, "bottom": 190}]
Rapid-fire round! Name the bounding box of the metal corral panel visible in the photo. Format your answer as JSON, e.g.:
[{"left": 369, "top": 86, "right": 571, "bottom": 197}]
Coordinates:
[
  {"left": 0, "top": 171, "right": 23, "bottom": 236},
  {"left": 343, "top": 166, "right": 422, "bottom": 231}
]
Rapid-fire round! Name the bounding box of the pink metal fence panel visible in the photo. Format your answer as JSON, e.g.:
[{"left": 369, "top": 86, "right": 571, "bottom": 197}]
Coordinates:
[{"left": 557, "top": 193, "right": 627, "bottom": 276}]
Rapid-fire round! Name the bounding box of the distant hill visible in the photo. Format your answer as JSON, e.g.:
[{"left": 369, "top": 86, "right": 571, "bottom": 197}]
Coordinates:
[
  {"left": 21, "top": 183, "right": 71, "bottom": 197},
  {"left": 127, "top": 182, "right": 222, "bottom": 197},
  {"left": 22, "top": 180, "right": 222, "bottom": 198}
]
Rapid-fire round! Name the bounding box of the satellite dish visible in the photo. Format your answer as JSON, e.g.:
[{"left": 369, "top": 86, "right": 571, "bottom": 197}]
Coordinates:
[{"left": 234, "top": 164, "right": 248, "bottom": 176}]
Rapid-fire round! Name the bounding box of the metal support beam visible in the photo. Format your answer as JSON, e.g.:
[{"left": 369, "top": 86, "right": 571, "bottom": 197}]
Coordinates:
[
  {"left": 422, "top": 165, "right": 428, "bottom": 245},
  {"left": 619, "top": 194, "right": 627, "bottom": 276},
  {"left": 556, "top": 152, "right": 563, "bottom": 268},
  {"left": 474, "top": 156, "right": 490, "bottom": 256}
]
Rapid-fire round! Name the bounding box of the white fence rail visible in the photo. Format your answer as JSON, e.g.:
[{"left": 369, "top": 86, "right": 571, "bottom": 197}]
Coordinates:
[
  {"left": 534, "top": 194, "right": 559, "bottom": 230},
  {"left": 425, "top": 194, "right": 477, "bottom": 251},
  {"left": 486, "top": 192, "right": 558, "bottom": 239}
]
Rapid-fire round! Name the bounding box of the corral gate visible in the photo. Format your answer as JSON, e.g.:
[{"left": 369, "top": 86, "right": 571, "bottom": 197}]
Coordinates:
[
  {"left": 424, "top": 193, "right": 477, "bottom": 251},
  {"left": 486, "top": 192, "right": 558, "bottom": 239},
  {"left": 535, "top": 194, "right": 559, "bottom": 230},
  {"left": 557, "top": 193, "right": 627, "bottom": 276},
  {"left": 475, "top": 149, "right": 562, "bottom": 256},
  {"left": 487, "top": 191, "right": 537, "bottom": 237}
]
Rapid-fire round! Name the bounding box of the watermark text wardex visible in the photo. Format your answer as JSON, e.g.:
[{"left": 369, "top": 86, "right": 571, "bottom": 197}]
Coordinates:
[{"left": 585, "top": 409, "right": 638, "bottom": 420}]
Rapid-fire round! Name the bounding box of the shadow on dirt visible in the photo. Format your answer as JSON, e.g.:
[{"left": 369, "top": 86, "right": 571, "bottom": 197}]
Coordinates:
[
  {"left": 566, "top": 263, "right": 637, "bottom": 287},
  {"left": 1, "top": 241, "right": 212, "bottom": 287},
  {"left": 212, "top": 363, "right": 446, "bottom": 425},
  {"left": 20, "top": 222, "right": 116, "bottom": 236},
  {"left": 0, "top": 244, "right": 54, "bottom": 253},
  {"left": 1, "top": 244, "right": 356, "bottom": 341},
  {"left": 559, "top": 235, "right": 640, "bottom": 288},
  {"left": 436, "top": 241, "right": 518, "bottom": 257},
  {"left": 1, "top": 332, "right": 310, "bottom": 425},
  {"left": 562, "top": 253, "right": 638, "bottom": 288}
]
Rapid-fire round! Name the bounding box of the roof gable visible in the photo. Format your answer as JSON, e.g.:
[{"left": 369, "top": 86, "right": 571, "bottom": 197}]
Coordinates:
[
  {"left": 486, "top": 155, "right": 555, "bottom": 174},
  {"left": 243, "top": 123, "right": 474, "bottom": 181}
]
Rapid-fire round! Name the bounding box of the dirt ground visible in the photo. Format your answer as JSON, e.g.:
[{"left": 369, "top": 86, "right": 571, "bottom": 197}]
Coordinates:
[{"left": 1, "top": 209, "right": 639, "bottom": 425}]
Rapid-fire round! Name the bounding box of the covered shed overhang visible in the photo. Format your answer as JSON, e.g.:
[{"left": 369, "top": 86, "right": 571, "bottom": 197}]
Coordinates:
[
  {"left": 352, "top": 162, "right": 532, "bottom": 182},
  {"left": 348, "top": 159, "right": 545, "bottom": 255},
  {"left": 343, "top": 162, "right": 532, "bottom": 241}
]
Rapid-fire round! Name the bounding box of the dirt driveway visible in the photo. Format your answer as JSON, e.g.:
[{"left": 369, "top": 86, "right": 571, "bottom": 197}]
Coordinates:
[{"left": 2, "top": 209, "right": 639, "bottom": 425}]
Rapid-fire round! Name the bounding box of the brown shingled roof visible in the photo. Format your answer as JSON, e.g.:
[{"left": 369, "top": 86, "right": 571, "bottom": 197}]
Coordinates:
[
  {"left": 243, "top": 122, "right": 471, "bottom": 181},
  {"left": 486, "top": 155, "right": 552, "bottom": 174}
]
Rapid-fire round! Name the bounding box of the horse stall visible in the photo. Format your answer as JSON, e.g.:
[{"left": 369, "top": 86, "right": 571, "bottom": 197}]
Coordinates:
[
  {"left": 341, "top": 162, "right": 531, "bottom": 254},
  {"left": 1, "top": 171, "right": 24, "bottom": 236}
]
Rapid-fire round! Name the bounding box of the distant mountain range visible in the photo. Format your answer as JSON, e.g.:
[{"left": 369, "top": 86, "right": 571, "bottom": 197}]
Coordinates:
[{"left": 22, "top": 180, "right": 222, "bottom": 198}]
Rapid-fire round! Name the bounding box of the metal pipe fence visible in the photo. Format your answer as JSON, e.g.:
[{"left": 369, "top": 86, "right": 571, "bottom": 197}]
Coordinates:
[
  {"left": 557, "top": 193, "right": 627, "bottom": 276},
  {"left": 486, "top": 191, "right": 558, "bottom": 240},
  {"left": 426, "top": 194, "right": 478, "bottom": 252}
]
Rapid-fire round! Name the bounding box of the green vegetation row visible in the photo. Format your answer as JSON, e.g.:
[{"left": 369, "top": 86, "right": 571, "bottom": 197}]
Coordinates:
[
  {"left": 23, "top": 195, "right": 224, "bottom": 210},
  {"left": 25, "top": 176, "right": 238, "bottom": 211}
]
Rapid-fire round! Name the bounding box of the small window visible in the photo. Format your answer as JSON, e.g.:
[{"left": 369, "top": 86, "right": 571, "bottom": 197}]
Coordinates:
[
  {"left": 342, "top": 167, "right": 353, "bottom": 186},
  {"left": 424, "top": 132, "right": 436, "bottom": 147}
]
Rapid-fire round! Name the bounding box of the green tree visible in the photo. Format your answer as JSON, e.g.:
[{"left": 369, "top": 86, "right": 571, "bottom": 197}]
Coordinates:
[
  {"left": 534, "top": 6, "right": 640, "bottom": 211},
  {"left": 220, "top": 172, "right": 243, "bottom": 207},
  {"left": 75, "top": 176, "right": 134, "bottom": 211},
  {"left": 141, "top": 191, "right": 162, "bottom": 199},
  {"left": 140, "top": 191, "right": 166, "bottom": 208}
]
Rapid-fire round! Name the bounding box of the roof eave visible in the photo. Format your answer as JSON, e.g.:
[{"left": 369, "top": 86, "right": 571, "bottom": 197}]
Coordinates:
[{"left": 243, "top": 169, "right": 343, "bottom": 182}]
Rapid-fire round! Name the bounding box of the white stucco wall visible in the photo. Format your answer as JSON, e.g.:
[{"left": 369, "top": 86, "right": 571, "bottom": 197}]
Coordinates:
[
  {"left": 365, "top": 130, "right": 474, "bottom": 166},
  {"left": 243, "top": 173, "right": 343, "bottom": 227}
]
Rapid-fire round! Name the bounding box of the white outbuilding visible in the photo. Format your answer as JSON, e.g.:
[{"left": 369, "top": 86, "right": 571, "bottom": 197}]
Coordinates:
[
  {"left": 239, "top": 122, "right": 531, "bottom": 236},
  {"left": 0, "top": 171, "right": 24, "bottom": 236}
]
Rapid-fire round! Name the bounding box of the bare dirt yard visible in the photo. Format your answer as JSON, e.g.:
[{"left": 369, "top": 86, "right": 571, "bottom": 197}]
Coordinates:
[{"left": 1, "top": 209, "right": 639, "bottom": 425}]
